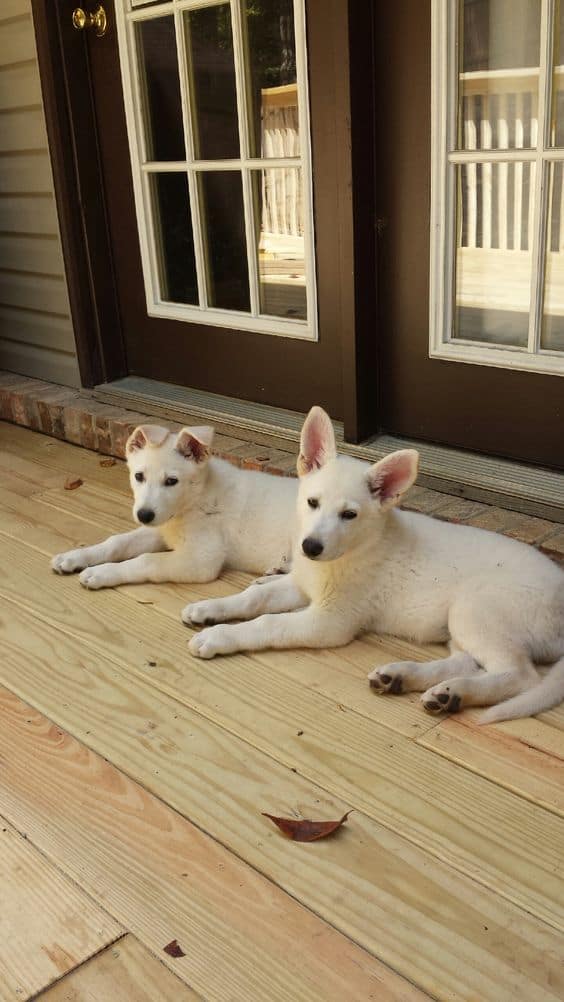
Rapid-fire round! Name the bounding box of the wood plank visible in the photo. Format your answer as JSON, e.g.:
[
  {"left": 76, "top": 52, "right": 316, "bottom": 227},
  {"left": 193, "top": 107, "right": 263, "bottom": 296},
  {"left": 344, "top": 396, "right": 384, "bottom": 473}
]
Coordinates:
[
  {"left": 0, "top": 152, "right": 55, "bottom": 194},
  {"left": 0, "top": 689, "right": 422, "bottom": 1002},
  {"left": 39, "top": 936, "right": 201, "bottom": 1002},
  {"left": 419, "top": 715, "right": 564, "bottom": 817},
  {"left": 1, "top": 537, "right": 564, "bottom": 935},
  {"left": 0, "top": 61, "right": 41, "bottom": 111},
  {"left": 0, "top": 17, "right": 35, "bottom": 67},
  {"left": 0, "top": 272, "right": 69, "bottom": 314},
  {"left": 0, "top": 108, "right": 46, "bottom": 153},
  {"left": 0, "top": 818, "right": 121, "bottom": 1001},
  {"left": 0, "top": 339, "right": 80, "bottom": 387},
  {"left": 3, "top": 608, "right": 564, "bottom": 999},
  {"left": 0, "top": 194, "right": 60, "bottom": 235}
]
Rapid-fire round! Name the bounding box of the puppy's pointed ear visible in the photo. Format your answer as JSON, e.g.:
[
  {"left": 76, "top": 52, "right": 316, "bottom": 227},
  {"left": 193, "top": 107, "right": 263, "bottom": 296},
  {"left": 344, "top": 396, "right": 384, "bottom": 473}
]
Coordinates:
[
  {"left": 297, "top": 406, "right": 336, "bottom": 476},
  {"left": 175, "top": 425, "right": 214, "bottom": 463},
  {"left": 366, "top": 450, "right": 419, "bottom": 509},
  {"left": 126, "top": 424, "right": 169, "bottom": 454}
]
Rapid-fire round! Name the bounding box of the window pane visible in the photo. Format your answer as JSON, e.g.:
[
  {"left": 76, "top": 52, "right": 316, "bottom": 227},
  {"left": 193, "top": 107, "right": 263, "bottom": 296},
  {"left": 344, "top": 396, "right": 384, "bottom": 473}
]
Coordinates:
[
  {"left": 252, "top": 167, "right": 306, "bottom": 320},
  {"left": 151, "top": 173, "right": 198, "bottom": 305},
  {"left": 457, "top": 0, "right": 541, "bottom": 151},
  {"left": 199, "top": 172, "right": 250, "bottom": 311},
  {"left": 551, "top": 6, "right": 564, "bottom": 145},
  {"left": 542, "top": 162, "right": 564, "bottom": 351},
  {"left": 245, "top": 0, "right": 300, "bottom": 158},
  {"left": 137, "top": 16, "right": 185, "bottom": 162},
  {"left": 453, "top": 161, "right": 534, "bottom": 346},
  {"left": 184, "top": 5, "right": 240, "bottom": 160}
]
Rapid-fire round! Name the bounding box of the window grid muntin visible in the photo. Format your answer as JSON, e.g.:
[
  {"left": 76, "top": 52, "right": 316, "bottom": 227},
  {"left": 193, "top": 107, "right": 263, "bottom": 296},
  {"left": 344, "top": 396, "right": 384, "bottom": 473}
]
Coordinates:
[
  {"left": 431, "top": 0, "right": 564, "bottom": 374},
  {"left": 117, "top": 0, "right": 317, "bottom": 340}
]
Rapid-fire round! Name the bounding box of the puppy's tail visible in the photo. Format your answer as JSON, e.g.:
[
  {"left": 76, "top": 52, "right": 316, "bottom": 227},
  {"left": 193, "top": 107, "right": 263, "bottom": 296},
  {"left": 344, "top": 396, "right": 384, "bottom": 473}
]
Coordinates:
[{"left": 479, "top": 657, "right": 564, "bottom": 725}]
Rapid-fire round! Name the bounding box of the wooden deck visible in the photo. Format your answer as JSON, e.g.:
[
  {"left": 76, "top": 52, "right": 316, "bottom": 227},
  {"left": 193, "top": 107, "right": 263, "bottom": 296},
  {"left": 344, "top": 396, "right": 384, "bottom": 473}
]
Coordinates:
[{"left": 1, "top": 423, "right": 564, "bottom": 1001}]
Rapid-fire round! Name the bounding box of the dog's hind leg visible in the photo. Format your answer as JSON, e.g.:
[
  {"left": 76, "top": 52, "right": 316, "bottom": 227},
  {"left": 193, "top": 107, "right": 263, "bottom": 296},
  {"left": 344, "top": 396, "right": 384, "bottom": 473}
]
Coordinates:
[
  {"left": 51, "top": 527, "right": 166, "bottom": 575},
  {"left": 420, "top": 656, "right": 538, "bottom": 714},
  {"left": 182, "top": 574, "right": 307, "bottom": 627},
  {"left": 368, "top": 651, "right": 480, "bottom": 695}
]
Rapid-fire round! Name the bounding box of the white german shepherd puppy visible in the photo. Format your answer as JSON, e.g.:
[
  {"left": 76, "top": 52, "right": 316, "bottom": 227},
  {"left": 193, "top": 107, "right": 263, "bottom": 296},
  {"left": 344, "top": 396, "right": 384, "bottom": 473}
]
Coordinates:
[
  {"left": 51, "top": 424, "right": 296, "bottom": 589},
  {"left": 185, "top": 406, "right": 564, "bottom": 724}
]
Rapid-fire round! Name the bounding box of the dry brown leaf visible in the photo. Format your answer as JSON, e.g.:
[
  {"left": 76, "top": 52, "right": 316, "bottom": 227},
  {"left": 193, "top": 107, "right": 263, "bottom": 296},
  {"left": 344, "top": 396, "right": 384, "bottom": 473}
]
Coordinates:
[
  {"left": 99, "top": 458, "right": 117, "bottom": 468},
  {"left": 262, "top": 810, "right": 352, "bottom": 842},
  {"left": 64, "top": 477, "right": 83, "bottom": 491},
  {"left": 163, "top": 939, "right": 186, "bottom": 958}
]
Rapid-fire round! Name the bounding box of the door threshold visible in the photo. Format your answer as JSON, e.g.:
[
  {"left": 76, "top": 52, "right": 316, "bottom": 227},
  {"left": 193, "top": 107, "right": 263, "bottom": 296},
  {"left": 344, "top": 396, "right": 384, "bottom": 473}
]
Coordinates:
[{"left": 93, "top": 377, "right": 564, "bottom": 523}]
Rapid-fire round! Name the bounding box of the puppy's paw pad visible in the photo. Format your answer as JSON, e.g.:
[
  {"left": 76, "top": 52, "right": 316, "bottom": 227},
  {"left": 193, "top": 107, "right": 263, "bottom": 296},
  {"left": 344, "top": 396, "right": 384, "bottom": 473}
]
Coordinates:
[
  {"left": 51, "top": 551, "right": 85, "bottom": 575},
  {"left": 421, "top": 685, "right": 461, "bottom": 714},
  {"left": 368, "top": 661, "right": 419, "bottom": 694}
]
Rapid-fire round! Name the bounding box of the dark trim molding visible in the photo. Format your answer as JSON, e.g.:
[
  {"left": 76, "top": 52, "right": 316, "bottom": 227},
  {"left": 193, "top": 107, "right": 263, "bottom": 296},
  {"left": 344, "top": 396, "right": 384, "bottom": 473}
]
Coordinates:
[{"left": 30, "top": 0, "right": 127, "bottom": 387}]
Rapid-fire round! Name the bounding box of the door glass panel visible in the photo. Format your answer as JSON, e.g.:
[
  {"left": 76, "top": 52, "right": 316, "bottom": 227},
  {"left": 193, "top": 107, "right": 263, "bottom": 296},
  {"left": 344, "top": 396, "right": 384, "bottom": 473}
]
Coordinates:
[
  {"left": 137, "top": 16, "right": 185, "bottom": 161},
  {"left": 551, "top": 6, "right": 564, "bottom": 145},
  {"left": 199, "top": 171, "right": 250, "bottom": 311},
  {"left": 151, "top": 173, "right": 198, "bottom": 305},
  {"left": 453, "top": 161, "right": 534, "bottom": 346},
  {"left": 457, "top": 0, "right": 541, "bottom": 151},
  {"left": 252, "top": 167, "right": 306, "bottom": 319},
  {"left": 245, "top": 0, "right": 300, "bottom": 158},
  {"left": 542, "top": 162, "right": 564, "bottom": 350},
  {"left": 184, "top": 4, "right": 240, "bottom": 161}
]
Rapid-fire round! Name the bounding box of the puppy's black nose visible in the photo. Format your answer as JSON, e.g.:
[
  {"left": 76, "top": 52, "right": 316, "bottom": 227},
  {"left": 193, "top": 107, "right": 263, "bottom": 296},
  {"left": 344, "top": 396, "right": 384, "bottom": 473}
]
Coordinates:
[
  {"left": 137, "top": 508, "right": 155, "bottom": 524},
  {"left": 302, "top": 537, "right": 323, "bottom": 558}
]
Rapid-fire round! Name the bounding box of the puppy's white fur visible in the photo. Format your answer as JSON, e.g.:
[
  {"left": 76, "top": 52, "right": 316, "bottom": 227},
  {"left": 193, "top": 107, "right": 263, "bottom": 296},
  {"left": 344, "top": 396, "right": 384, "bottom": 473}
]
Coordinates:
[
  {"left": 51, "top": 424, "right": 296, "bottom": 590},
  {"left": 186, "top": 406, "right": 564, "bottom": 724}
]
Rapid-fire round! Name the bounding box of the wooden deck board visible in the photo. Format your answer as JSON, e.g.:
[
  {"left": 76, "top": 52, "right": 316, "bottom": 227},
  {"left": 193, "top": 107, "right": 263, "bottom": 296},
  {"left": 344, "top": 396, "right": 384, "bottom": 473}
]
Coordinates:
[
  {"left": 38, "top": 935, "right": 202, "bottom": 1001},
  {"left": 2, "top": 424, "right": 564, "bottom": 1000},
  {"left": 0, "top": 819, "right": 121, "bottom": 1001},
  {"left": 1, "top": 537, "right": 563, "bottom": 933},
  {"left": 0, "top": 689, "right": 422, "bottom": 1002}
]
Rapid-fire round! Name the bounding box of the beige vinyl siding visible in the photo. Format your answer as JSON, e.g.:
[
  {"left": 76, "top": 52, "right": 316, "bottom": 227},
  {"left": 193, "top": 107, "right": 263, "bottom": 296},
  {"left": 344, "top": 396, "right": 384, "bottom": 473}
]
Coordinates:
[{"left": 0, "top": 1, "right": 80, "bottom": 387}]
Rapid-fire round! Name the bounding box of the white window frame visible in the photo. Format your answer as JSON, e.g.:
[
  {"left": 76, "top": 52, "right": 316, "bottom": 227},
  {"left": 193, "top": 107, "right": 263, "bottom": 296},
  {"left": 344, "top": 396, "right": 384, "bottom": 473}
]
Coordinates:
[
  {"left": 114, "top": 0, "right": 318, "bottom": 341},
  {"left": 430, "top": 0, "right": 564, "bottom": 376}
]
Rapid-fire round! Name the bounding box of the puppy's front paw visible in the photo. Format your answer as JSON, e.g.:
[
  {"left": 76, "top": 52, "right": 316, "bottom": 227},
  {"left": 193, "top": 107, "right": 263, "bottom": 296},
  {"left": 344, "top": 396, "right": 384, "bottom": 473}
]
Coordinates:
[
  {"left": 51, "top": 549, "right": 86, "bottom": 575},
  {"left": 79, "top": 565, "right": 116, "bottom": 590},
  {"left": 368, "top": 661, "right": 419, "bottom": 694},
  {"left": 182, "top": 599, "right": 223, "bottom": 627},
  {"left": 421, "top": 683, "right": 462, "bottom": 714},
  {"left": 189, "top": 625, "right": 232, "bottom": 659}
]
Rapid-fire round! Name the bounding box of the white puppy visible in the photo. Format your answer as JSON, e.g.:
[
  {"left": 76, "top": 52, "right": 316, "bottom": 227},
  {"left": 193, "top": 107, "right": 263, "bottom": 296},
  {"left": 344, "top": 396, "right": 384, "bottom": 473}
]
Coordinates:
[
  {"left": 51, "top": 424, "right": 296, "bottom": 590},
  {"left": 185, "top": 407, "right": 564, "bottom": 724}
]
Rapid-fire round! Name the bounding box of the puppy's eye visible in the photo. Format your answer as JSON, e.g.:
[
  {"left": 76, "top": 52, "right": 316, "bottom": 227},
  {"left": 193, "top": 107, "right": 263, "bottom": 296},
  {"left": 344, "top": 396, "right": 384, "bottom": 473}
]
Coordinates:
[
  {"left": 164, "top": 477, "right": 178, "bottom": 487},
  {"left": 307, "top": 497, "right": 319, "bottom": 509},
  {"left": 341, "top": 509, "right": 357, "bottom": 520},
  {"left": 134, "top": 472, "right": 145, "bottom": 483}
]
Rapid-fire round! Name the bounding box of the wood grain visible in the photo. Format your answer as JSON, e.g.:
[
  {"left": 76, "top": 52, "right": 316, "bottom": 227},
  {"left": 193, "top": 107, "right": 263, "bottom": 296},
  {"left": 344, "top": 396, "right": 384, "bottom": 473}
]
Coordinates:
[
  {"left": 38, "top": 936, "right": 201, "bottom": 1002},
  {"left": 0, "top": 819, "right": 120, "bottom": 1001},
  {"left": 1, "top": 533, "right": 564, "bottom": 936},
  {"left": 0, "top": 688, "right": 423, "bottom": 1002}
]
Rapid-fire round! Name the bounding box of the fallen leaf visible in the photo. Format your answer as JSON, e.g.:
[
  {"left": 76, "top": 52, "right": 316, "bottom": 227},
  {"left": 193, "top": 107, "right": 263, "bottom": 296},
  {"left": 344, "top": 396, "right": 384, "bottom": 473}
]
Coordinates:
[
  {"left": 163, "top": 939, "right": 186, "bottom": 958},
  {"left": 262, "top": 810, "right": 352, "bottom": 842},
  {"left": 136, "top": 598, "right": 154, "bottom": 605},
  {"left": 64, "top": 477, "right": 83, "bottom": 491},
  {"left": 99, "top": 458, "right": 117, "bottom": 467}
]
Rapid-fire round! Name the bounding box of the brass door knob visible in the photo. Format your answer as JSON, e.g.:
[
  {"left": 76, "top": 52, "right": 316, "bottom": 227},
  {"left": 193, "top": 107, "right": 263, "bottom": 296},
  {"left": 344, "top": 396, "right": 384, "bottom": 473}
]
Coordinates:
[{"left": 72, "top": 5, "right": 107, "bottom": 37}]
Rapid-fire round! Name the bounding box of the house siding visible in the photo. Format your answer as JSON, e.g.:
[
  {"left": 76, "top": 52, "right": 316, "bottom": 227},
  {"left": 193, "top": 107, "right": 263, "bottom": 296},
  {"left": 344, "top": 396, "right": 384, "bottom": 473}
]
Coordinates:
[{"left": 0, "top": 0, "right": 80, "bottom": 387}]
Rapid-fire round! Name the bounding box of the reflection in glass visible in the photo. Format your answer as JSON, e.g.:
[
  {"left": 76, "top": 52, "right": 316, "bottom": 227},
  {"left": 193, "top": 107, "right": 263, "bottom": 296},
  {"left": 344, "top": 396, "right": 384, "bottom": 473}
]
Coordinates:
[
  {"left": 151, "top": 173, "right": 198, "bottom": 305},
  {"left": 137, "top": 16, "right": 185, "bottom": 161},
  {"left": 184, "top": 5, "right": 240, "bottom": 160},
  {"left": 542, "top": 162, "right": 564, "bottom": 351},
  {"left": 199, "top": 172, "right": 250, "bottom": 311},
  {"left": 454, "top": 162, "right": 534, "bottom": 346},
  {"left": 457, "top": 0, "right": 541, "bottom": 151},
  {"left": 245, "top": 0, "right": 299, "bottom": 158},
  {"left": 252, "top": 168, "right": 306, "bottom": 320},
  {"left": 551, "top": 6, "right": 564, "bottom": 145}
]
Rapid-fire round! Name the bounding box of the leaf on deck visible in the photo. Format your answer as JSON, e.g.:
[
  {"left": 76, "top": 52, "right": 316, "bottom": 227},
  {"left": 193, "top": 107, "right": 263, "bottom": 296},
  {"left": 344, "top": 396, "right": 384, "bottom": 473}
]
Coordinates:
[
  {"left": 163, "top": 939, "right": 186, "bottom": 958},
  {"left": 262, "top": 811, "right": 352, "bottom": 842},
  {"left": 64, "top": 477, "right": 83, "bottom": 491}
]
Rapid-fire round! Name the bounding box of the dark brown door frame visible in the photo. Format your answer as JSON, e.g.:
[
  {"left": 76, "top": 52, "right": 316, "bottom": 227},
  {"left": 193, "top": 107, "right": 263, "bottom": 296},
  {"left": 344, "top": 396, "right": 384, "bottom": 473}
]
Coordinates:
[{"left": 30, "top": 0, "right": 377, "bottom": 443}]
